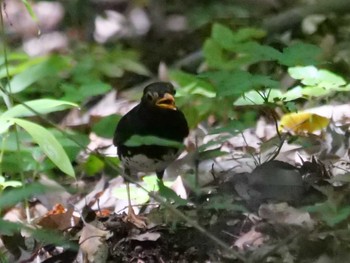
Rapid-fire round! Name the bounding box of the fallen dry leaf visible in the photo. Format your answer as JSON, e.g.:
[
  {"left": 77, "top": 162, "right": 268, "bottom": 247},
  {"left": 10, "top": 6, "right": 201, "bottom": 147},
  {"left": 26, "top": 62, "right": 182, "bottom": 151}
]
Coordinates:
[
  {"left": 130, "top": 231, "right": 161, "bottom": 242},
  {"left": 37, "top": 204, "right": 79, "bottom": 231},
  {"left": 79, "top": 222, "right": 110, "bottom": 263},
  {"left": 258, "top": 203, "right": 315, "bottom": 229},
  {"left": 234, "top": 227, "right": 265, "bottom": 250}
]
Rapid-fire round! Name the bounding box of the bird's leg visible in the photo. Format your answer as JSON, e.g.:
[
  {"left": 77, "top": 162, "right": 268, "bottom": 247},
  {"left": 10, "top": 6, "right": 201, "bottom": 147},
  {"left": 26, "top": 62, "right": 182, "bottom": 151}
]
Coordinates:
[
  {"left": 156, "top": 171, "right": 164, "bottom": 180},
  {"left": 156, "top": 170, "right": 165, "bottom": 191},
  {"left": 124, "top": 172, "right": 147, "bottom": 228}
]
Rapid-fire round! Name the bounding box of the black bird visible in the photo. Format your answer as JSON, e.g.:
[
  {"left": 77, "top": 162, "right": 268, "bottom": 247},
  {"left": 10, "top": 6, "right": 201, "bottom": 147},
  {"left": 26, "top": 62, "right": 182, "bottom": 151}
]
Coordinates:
[{"left": 113, "top": 82, "right": 189, "bottom": 227}]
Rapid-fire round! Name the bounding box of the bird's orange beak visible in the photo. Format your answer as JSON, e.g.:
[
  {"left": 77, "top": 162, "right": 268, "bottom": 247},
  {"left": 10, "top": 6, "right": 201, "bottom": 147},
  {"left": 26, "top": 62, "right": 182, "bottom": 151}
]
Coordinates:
[{"left": 156, "top": 93, "right": 176, "bottom": 110}]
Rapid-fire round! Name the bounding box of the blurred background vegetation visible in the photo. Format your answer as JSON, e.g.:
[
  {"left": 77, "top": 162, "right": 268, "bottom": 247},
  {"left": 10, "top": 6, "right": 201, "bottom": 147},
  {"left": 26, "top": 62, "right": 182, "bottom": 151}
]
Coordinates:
[
  {"left": 0, "top": 0, "right": 349, "bottom": 188},
  {"left": 2, "top": 0, "right": 350, "bottom": 261},
  {"left": 0, "top": 0, "right": 350, "bottom": 186}
]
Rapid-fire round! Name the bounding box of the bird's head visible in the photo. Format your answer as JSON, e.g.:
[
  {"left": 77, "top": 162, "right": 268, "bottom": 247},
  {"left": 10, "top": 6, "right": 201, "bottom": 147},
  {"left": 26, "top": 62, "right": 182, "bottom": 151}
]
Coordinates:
[{"left": 141, "top": 82, "right": 177, "bottom": 110}]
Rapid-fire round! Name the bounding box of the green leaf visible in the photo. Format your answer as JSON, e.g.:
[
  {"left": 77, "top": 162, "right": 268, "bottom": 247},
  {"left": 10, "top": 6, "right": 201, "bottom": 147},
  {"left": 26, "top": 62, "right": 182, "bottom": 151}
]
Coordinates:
[
  {"left": 11, "top": 118, "right": 75, "bottom": 177},
  {"left": 21, "top": 0, "right": 38, "bottom": 21},
  {"left": 302, "top": 86, "right": 329, "bottom": 97},
  {"left": 203, "top": 39, "right": 226, "bottom": 69},
  {"left": 83, "top": 154, "right": 105, "bottom": 176},
  {"left": 0, "top": 219, "right": 21, "bottom": 235},
  {"left": 117, "top": 59, "right": 150, "bottom": 76},
  {"left": 0, "top": 183, "right": 46, "bottom": 210},
  {"left": 336, "top": 84, "right": 350, "bottom": 91},
  {"left": 2, "top": 99, "right": 78, "bottom": 118},
  {"left": 211, "top": 24, "right": 266, "bottom": 49},
  {"left": 198, "top": 148, "right": 227, "bottom": 160},
  {"left": 125, "top": 135, "right": 184, "bottom": 149},
  {"left": 0, "top": 56, "right": 45, "bottom": 79},
  {"left": 203, "top": 71, "right": 279, "bottom": 97},
  {"left": 31, "top": 228, "right": 78, "bottom": 249},
  {"left": 0, "top": 151, "right": 40, "bottom": 173},
  {"left": 234, "top": 89, "right": 284, "bottom": 105},
  {"left": 61, "top": 81, "right": 111, "bottom": 102},
  {"left": 0, "top": 52, "right": 29, "bottom": 67},
  {"left": 279, "top": 43, "right": 321, "bottom": 66},
  {"left": 289, "top": 66, "right": 346, "bottom": 87},
  {"left": 181, "top": 106, "right": 201, "bottom": 129},
  {"left": 76, "top": 81, "right": 112, "bottom": 98},
  {"left": 234, "top": 41, "right": 282, "bottom": 62},
  {"left": 0, "top": 117, "right": 14, "bottom": 134},
  {"left": 0, "top": 175, "right": 22, "bottom": 190},
  {"left": 211, "top": 23, "right": 236, "bottom": 49},
  {"left": 92, "top": 115, "right": 121, "bottom": 138},
  {"left": 113, "top": 183, "right": 150, "bottom": 204},
  {"left": 305, "top": 202, "right": 350, "bottom": 227},
  {"left": 233, "top": 27, "right": 266, "bottom": 42},
  {"left": 210, "top": 119, "right": 252, "bottom": 134},
  {"left": 6, "top": 55, "right": 69, "bottom": 93},
  {"left": 288, "top": 65, "right": 318, "bottom": 80},
  {"left": 170, "top": 70, "right": 216, "bottom": 98},
  {"left": 157, "top": 179, "right": 187, "bottom": 206},
  {"left": 283, "top": 86, "right": 304, "bottom": 101},
  {"left": 50, "top": 129, "right": 89, "bottom": 161},
  {"left": 0, "top": 219, "right": 77, "bottom": 249}
]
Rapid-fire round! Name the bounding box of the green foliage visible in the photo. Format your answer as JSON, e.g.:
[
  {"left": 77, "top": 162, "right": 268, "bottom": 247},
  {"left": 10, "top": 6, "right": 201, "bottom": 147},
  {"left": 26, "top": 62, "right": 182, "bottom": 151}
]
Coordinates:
[
  {"left": 203, "top": 23, "right": 321, "bottom": 70},
  {"left": 0, "top": 219, "right": 78, "bottom": 250},
  {"left": 1, "top": 99, "right": 77, "bottom": 118},
  {"left": 235, "top": 66, "right": 350, "bottom": 105},
  {"left": 0, "top": 42, "right": 147, "bottom": 180},
  {"left": 21, "top": 0, "right": 38, "bottom": 22},
  {"left": 83, "top": 154, "right": 105, "bottom": 176},
  {"left": 0, "top": 176, "right": 22, "bottom": 191},
  {"left": 203, "top": 70, "right": 279, "bottom": 97},
  {"left": 61, "top": 82, "right": 111, "bottom": 102},
  {"left": 113, "top": 175, "right": 176, "bottom": 204},
  {"left": 157, "top": 179, "right": 188, "bottom": 206},
  {"left": 5, "top": 55, "right": 69, "bottom": 94},
  {"left": 171, "top": 70, "right": 217, "bottom": 128},
  {"left": 304, "top": 199, "right": 350, "bottom": 227},
  {"left": 0, "top": 183, "right": 46, "bottom": 210},
  {"left": 0, "top": 219, "right": 21, "bottom": 236},
  {"left": 11, "top": 118, "right": 75, "bottom": 177},
  {"left": 125, "top": 135, "right": 185, "bottom": 149},
  {"left": 30, "top": 228, "right": 78, "bottom": 250},
  {"left": 172, "top": 23, "right": 348, "bottom": 127},
  {"left": 50, "top": 129, "right": 89, "bottom": 161},
  {"left": 0, "top": 98, "right": 78, "bottom": 177},
  {"left": 0, "top": 46, "right": 148, "bottom": 103},
  {"left": 61, "top": 45, "right": 149, "bottom": 104},
  {"left": 92, "top": 114, "right": 121, "bottom": 138},
  {"left": 114, "top": 175, "right": 187, "bottom": 206},
  {"left": 288, "top": 66, "right": 350, "bottom": 96}
]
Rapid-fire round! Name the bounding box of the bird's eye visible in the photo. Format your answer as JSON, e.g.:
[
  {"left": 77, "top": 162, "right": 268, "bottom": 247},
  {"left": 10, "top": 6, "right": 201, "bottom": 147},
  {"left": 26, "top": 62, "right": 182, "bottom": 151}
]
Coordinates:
[{"left": 147, "top": 93, "right": 153, "bottom": 101}]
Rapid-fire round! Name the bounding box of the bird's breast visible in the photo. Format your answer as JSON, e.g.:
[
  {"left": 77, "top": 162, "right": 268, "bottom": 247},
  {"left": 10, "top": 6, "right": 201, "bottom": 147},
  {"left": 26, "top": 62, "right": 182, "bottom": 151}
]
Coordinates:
[{"left": 121, "top": 151, "right": 178, "bottom": 174}]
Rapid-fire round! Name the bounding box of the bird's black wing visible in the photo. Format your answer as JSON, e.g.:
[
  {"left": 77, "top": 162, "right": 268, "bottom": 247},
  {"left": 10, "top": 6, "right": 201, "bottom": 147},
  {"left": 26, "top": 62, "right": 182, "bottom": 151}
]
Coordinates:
[{"left": 113, "top": 105, "right": 140, "bottom": 147}]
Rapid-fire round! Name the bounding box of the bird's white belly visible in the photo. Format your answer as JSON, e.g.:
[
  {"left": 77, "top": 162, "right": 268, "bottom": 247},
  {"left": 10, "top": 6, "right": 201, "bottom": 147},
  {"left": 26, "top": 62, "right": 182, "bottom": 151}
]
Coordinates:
[{"left": 122, "top": 152, "right": 177, "bottom": 174}]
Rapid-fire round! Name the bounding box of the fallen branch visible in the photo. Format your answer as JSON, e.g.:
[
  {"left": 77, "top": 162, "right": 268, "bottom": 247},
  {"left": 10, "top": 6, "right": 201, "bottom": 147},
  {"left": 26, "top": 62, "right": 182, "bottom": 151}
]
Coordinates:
[{"left": 263, "top": 0, "right": 350, "bottom": 33}]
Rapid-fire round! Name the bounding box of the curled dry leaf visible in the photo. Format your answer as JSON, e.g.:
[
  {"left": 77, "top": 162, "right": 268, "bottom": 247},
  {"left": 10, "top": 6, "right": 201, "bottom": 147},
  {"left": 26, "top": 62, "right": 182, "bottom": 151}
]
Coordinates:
[
  {"left": 37, "top": 204, "right": 79, "bottom": 231},
  {"left": 329, "top": 159, "right": 350, "bottom": 187},
  {"left": 234, "top": 227, "right": 265, "bottom": 251},
  {"left": 258, "top": 203, "right": 315, "bottom": 229},
  {"left": 79, "top": 223, "right": 110, "bottom": 263}
]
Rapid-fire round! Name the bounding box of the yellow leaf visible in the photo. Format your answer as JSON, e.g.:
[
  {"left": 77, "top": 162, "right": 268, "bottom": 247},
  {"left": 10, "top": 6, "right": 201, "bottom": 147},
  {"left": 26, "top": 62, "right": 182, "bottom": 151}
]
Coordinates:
[{"left": 279, "top": 112, "right": 330, "bottom": 133}]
